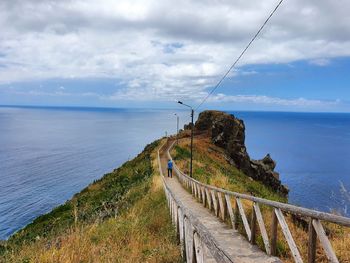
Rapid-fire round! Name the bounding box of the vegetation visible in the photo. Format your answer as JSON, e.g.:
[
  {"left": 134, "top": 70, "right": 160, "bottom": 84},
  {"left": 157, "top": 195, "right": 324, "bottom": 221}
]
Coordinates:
[
  {"left": 171, "top": 137, "right": 286, "bottom": 203},
  {"left": 1, "top": 139, "right": 181, "bottom": 262},
  {"left": 171, "top": 136, "right": 350, "bottom": 263}
]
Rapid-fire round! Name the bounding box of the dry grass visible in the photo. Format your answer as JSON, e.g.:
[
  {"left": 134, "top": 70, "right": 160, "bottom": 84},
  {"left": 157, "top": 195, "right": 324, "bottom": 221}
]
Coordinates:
[
  {"left": 172, "top": 136, "right": 350, "bottom": 263},
  {"left": 2, "top": 140, "right": 182, "bottom": 263},
  {"left": 172, "top": 137, "right": 286, "bottom": 202}
]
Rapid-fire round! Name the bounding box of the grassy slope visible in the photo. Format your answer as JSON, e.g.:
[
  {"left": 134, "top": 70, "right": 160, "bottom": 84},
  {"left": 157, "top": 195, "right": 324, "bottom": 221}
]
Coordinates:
[
  {"left": 171, "top": 137, "right": 350, "bottom": 263},
  {"left": 171, "top": 137, "right": 286, "bottom": 203},
  {"left": 1, "top": 140, "right": 181, "bottom": 263}
]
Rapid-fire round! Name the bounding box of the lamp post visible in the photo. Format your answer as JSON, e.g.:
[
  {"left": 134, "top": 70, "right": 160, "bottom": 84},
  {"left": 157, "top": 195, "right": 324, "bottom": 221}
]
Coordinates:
[
  {"left": 177, "top": 101, "right": 194, "bottom": 178},
  {"left": 174, "top": 113, "right": 179, "bottom": 145}
]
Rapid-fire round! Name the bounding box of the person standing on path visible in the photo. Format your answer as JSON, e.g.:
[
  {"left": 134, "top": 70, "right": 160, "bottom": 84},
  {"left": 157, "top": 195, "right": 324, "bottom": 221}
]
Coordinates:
[{"left": 167, "top": 159, "right": 173, "bottom": 178}]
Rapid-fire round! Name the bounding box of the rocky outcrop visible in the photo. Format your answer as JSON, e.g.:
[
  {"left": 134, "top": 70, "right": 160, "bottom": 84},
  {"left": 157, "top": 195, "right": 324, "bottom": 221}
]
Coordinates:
[{"left": 194, "top": 110, "right": 289, "bottom": 195}]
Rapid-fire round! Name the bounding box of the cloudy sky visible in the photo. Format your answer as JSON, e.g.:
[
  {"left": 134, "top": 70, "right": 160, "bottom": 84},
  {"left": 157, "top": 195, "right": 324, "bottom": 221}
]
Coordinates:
[{"left": 0, "top": 0, "right": 349, "bottom": 112}]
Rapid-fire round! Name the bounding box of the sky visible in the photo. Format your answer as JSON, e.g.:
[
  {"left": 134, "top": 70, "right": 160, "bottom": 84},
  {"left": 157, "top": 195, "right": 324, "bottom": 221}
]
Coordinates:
[{"left": 0, "top": 0, "right": 349, "bottom": 112}]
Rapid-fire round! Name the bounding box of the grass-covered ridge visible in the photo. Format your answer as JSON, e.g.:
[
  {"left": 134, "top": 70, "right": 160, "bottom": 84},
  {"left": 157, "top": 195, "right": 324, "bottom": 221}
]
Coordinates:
[
  {"left": 1, "top": 139, "right": 181, "bottom": 262},
  {"left": 171, "top": 137, "right": 286, "bottom": 203}
]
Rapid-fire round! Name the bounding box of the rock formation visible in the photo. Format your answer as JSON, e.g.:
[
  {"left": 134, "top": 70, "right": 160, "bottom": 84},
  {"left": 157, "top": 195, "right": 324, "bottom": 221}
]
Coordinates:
[{"left": 194, "top": 110, "right": 289, "bottom": 195}]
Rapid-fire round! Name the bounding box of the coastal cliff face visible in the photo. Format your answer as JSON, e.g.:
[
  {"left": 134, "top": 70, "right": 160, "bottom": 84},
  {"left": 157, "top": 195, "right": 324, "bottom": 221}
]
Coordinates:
[{"left": 195, "top": 110, "right": 289, "bottom": 195}]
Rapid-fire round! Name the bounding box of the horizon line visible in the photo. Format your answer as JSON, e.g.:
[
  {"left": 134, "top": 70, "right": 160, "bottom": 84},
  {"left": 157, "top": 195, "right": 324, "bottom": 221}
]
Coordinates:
[{"left": 1, "top": 104, "right": 350, "bottom": 114}]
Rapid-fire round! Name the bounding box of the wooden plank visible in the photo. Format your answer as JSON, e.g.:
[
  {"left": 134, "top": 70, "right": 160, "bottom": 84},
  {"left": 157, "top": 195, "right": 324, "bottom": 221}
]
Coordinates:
[
  {"left": 308, "top": 218, "right": 317, "bottom": 263},
  {"left": 194, "top": 232, "right": 204, "bottom": 263},
  {"left": 211, "top": 190, "right": 219, "bottom": 217},
  {"left": 184, "top": 218, "right": 194, "bottom": 263},
  {"left": 201, "top": 187, "right": 206, "bottom": 207},
  {"left": 205, "top": 188, "right": 212, "bottom": 210},
  {"left": 171, "top": 200, "right": 174, "bottom": 224},
  {"left": 178, "top": 208, "right": 185, "bottom": 257},
  {"left": 217, "top": 192, "right": 227, "bottom": 221},
  {"left": 274, "top": 208, "right": 303, "bottom": 263},
  {"left": 271, "top": 209, "right": 278, "bottom": 256},
  {"left": 236, "top": 198, "right": 251, "bottom": 240},
  {"left": 202, "top": 186, "right": 208, "bottom": 207},
  {"left": 253, "top": 203, "right": 271, "bottom": 255},
  {"left": 224, "top": 194, "right": 236, "bottom": 229},
  {"left": 250, "top": 203, "right": 257, "bottom": 244},
  {"left": 234, "top": 199, "right": 240, "bottom": 230},
  {"left": 197, "top": 184, "right": 202, "bottom": 202},
  {"left": 174, "top": 202, "right": 179, "bottom": 234},
  {"left": 312, "top": 219, "right": 339, "bottom": 263},
  {"left": 194, "top": 183, "right": 198, "bottom": 199}
]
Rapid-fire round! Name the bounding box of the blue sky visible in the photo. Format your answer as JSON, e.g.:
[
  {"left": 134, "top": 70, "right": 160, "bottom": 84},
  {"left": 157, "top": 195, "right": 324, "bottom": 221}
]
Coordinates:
[{"left": 0, "top": 0, "right": 349, "bottom": 112}]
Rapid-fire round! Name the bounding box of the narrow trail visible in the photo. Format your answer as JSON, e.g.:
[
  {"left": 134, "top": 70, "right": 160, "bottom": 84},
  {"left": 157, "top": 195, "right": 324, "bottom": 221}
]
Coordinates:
[{"left": 159, "top": 139, "right": 281, "bottom": 263}]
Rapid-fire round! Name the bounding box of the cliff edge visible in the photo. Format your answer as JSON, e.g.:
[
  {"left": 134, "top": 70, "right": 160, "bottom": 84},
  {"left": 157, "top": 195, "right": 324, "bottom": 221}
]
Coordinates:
[{"left": 194, "top": 110, "right": 289, "bottom": 195}]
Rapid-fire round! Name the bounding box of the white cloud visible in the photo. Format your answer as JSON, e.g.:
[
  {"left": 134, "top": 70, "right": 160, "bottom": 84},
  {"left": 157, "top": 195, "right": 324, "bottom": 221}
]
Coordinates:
[{"left": 0, "top": 0, "right": 349, "bottom": 106}]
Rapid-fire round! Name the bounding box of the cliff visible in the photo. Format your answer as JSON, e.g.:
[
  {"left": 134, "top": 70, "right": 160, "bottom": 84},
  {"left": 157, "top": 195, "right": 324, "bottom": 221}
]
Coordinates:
[{"left": 194, "top": 110, "right": 289, "bottom": 195}]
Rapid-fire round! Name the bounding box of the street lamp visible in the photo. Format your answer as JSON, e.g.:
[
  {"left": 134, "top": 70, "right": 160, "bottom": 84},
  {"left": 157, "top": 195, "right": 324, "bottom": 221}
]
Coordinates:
[
  {"left": 174, "top": 113, "right": 179, "bottom": 145},
  {"left": 177, "top": 101, "right": 194, "bottom": 178}
]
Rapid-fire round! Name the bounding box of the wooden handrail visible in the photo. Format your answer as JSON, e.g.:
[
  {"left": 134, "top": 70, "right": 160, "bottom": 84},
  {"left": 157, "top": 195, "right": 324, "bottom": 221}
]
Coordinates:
[
  {"left": 167, "top": 140, "right": 348, "bottom": 263},
  {"left": 167, "top": 141, "right": 350, "bottom": 227}
]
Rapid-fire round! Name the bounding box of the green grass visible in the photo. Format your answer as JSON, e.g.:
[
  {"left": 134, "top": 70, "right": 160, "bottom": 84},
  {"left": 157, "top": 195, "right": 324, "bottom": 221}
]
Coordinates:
[
  {"left": 172, "top": 142, "right": 286, "bottom": 203},
  {"left": 173, "top": 145, "right": 191, "bottom": 160}
]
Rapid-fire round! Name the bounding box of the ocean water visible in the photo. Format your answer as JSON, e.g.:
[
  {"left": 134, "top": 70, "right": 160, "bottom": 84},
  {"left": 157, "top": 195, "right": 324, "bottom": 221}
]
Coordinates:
[
  {"left": 233, "top": 111, "right": 350, "bottom": 216},
  {"left": 0, "top": 106, "right": 188, "bottom": 240},
  {"left": 0, "top": 107, "right": 349, "bottom": 240}
]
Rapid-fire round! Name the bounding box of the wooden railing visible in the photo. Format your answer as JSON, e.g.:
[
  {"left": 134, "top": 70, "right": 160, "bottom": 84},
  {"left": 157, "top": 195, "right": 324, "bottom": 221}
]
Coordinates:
[
  {"left": 158, "top": 141, "right": 235, "bottom": 262},
  {"left": 167, "top": 141, "right": 350, "bottom": 263}
]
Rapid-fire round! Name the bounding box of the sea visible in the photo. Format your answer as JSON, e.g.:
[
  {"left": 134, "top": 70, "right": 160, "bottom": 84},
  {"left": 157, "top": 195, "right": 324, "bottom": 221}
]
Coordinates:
[{"left": 0, "top": 106, "right": 349, "bottom": 239}]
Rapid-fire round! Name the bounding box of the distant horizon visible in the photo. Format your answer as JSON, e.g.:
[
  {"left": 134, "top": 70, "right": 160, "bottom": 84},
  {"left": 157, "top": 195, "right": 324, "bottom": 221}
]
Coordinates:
[{"left": 1, "top": 104, "right": 350, "bottom": 114}]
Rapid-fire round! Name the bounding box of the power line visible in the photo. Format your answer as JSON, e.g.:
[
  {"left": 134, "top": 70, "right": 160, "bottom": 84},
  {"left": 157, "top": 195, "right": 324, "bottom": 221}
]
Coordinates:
[{"left": 195, "top": 0, "right": 285, "bottom": 110}]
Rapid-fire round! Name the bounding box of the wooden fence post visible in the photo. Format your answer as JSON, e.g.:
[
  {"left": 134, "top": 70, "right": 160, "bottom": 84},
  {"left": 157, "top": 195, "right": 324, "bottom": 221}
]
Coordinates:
[
  {"left": 253, "top": 203, "right": 271, "bottom": 255},
  {"left": 178, "top": 208, "right": 185, "bottom": 257},
  {"left": 217, "top": 192, "right": 227, "bottom": 221},
  {"left": 234, "top": 199, "right": 240, "bottom": 230},
  {"left": 205, "top": 188, "right": 212, "bottom": 210},
  {"left": 225, "top": 194, "right": 236, "bottom": 229},
  {"left": 184, "top": 218, "right": 194, "bottom": 263},
  {"left": 194, "top": 232, "right": 204, "bottom": 263},
  {"left": 312, "top": 219, "right": 339, "bottom": 263},
  {"left": 308, "top": 218, "right": 317, "bottom": 263},
  {"left": 250, "top": 203, "right": 257, "bottom": 244},
  {"left": 271, "top": 209, "right": 278, "bottom": 256}
]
